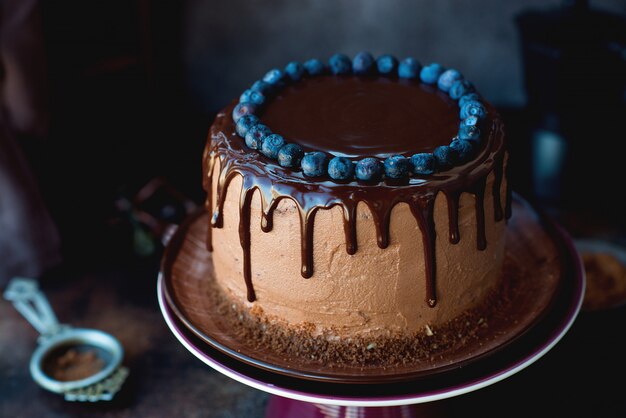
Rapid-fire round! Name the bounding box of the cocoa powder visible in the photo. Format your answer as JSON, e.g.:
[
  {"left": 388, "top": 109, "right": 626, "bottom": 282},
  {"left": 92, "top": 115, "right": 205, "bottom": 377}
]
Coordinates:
[{"left": 44, "top": 348, "right": 104, "bottom": 382}]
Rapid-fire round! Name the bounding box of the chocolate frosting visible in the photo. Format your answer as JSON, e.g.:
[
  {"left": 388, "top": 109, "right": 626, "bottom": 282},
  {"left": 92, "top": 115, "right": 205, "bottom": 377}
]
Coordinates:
[
  {"left": 203, "top": 76, "right": 509, "bottom": 308},
  {"left": 261, "top": 76, "right": 459, "bottom": 158}
]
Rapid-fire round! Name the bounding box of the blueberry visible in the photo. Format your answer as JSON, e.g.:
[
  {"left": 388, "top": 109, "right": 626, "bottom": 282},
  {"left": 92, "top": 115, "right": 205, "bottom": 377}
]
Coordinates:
[
  {"left": 285, "top": 61, "right": 305, "bottom": 81},
  {"left": 433, "top": 145, "right": 459, "bottom": 169},
  {"left": 328, "top": 53, "right": 352, "bottom": 75},
  {"left": 244, "top": 124, "right": 271, "bottom": 150},
  {"left": 376, "top": 54, "right": 398, "bottom": 76},
  {"left": 458, "top": 124, "right": 481, "bottom": 141},
  {"left": 450, "top": 139, "right": 476, "bottom": 162},
  {"left": 460, "top": 100, "right": 487, "bottom": 120},
  {"left": 328, "top": 156, "right": 355, "bottom": 180},
  {"left": 303, "top": 58, "right": 326, "bottom": 76},
  {"left": 301, "top": 152, "right": 329, "bottom": 177},
  {"left": 355, "top": 157, "right": 384, "bottom": 181},
  {"left": 352, "top": 51, "right": 375, "bottom": 75},
  {"left": 263, "top": 68, "right": 286, "bottom": 85},
  {"left": 277, "top": 143, "right": 304, "bottom": 168},
  {"left": 251, "top": 80, "right": 273, "bottom": 95},
  {"left": 420, "top": 63, "right": 444, "bottom": 84},
  {"left": 410, "top": 153, "right": 436, "bottom": 175},
  {"left": 384, "top": 155, "right": 410, "bottom": 178},
  {"left": 261, "top": 134, "right": 286, "bottom": 159},
  {"left": 398, "top": 57, "right": 421, "bottom": 79},
  {"left": 232, "top": 102, "right": 257, "bottom": 123},
  {"left": 449, "top": 80, "right": 475, "bottom": 100},
  {"left": 239, "top": 89, "right": 265, "bottom": 106},
  {"left": 458, "top": 92, "right": 481, "bottom": 108},
  {"left": 461, "top": 115, "right": 479, "bottom": 127},
  {"left": 235, "top": 114, "right": 259, "bottom": 137},
  {"left": 437, "top": 69, "right": 462, "bottom": 92}
]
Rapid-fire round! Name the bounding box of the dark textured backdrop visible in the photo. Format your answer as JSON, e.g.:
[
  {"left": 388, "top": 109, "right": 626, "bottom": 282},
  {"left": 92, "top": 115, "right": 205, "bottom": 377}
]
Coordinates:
[{"left": 181, "top": 0, "right": 625, "bottom": 112}]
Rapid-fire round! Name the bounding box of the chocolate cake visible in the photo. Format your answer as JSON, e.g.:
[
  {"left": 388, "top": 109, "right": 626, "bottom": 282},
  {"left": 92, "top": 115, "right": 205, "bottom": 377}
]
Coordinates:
[{"left": 201, "top": 52, "right": 510, "bottom": 364}]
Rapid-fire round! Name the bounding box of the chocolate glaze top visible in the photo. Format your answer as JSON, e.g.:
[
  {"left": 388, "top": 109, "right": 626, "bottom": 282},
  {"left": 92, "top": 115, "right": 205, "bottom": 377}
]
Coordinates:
[
  {"left": 261, "top": 76, "right": 459, "bottom": 158},
  {"left": 203, "top": 75, "right": 509, "bottom": 308}
]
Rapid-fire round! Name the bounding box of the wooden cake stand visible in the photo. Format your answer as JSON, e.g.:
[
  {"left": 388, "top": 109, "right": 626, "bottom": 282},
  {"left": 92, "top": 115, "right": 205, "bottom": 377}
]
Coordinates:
[{"left": 157, "top": 194, "right": 584, "bottom": 417}]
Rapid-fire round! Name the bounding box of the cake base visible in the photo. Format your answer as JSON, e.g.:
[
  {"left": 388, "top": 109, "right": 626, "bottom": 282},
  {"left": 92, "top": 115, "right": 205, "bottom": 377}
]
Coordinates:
[{"left": 161, "top": 194, "right": 569, "bottom": 384}]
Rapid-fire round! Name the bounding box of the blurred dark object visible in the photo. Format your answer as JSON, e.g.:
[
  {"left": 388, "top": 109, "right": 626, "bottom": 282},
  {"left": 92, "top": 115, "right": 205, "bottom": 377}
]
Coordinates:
[
  {"left": 516, "top": 0, "right": 626, "bottom": 228},
  {"left": 109, "top": 177, "right": 198, "bottom": 258},
  {"left": 0, "top": 0, "right": 49, "bottom": 138},
  {"left": 1, "top": 1, "right": 208, "bottom": 283},
  {"left": 0, "top": 0, "right": 61, "bottom": 285},
  {"left": 25, "top": 1, "right": 207, "bottom": 267},
  {"left": 0, "top": 115, "right": 61, "bottom": 286}
]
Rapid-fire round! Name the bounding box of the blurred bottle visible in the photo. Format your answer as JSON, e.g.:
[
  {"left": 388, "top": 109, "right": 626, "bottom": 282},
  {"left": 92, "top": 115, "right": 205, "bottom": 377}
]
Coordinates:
[{"left": 516, "top": 0, "right": 626, "bottom": 229}]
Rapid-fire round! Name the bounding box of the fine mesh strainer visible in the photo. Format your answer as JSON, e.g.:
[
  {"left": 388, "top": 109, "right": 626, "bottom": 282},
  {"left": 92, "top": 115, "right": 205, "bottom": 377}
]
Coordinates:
[{"left": 3, "top": 277, "right": 128, "bottom": 402}]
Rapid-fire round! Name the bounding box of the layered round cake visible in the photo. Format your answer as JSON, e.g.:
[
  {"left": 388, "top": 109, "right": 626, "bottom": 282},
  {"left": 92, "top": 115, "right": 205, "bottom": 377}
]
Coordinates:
[{"left": 202, "top": 52, "right": 510, "bottom": 364}]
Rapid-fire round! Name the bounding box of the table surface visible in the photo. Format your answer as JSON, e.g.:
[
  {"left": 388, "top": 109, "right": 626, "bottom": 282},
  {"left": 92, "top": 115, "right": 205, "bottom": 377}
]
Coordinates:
[{"left": 2, "top": 224, "right": 626, "bottom": 418}]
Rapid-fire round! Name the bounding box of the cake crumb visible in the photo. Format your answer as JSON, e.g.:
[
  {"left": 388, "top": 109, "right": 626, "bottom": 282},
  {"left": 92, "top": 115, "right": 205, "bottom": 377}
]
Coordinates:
[{"left": 249, "top": 304, "right": 264, "bottom": 316}]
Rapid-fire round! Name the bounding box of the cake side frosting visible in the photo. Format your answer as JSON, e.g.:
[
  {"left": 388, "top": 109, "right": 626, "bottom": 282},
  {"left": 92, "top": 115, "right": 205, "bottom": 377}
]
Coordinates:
[{"left": 208, "top": 167, "right": 507, "bottom": 337}]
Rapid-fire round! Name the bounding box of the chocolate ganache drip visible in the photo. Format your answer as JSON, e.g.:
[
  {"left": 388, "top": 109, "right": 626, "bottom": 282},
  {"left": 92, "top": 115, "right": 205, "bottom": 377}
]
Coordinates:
[{"left": 203, "top": 76, "right": 509, "bottom": 307}]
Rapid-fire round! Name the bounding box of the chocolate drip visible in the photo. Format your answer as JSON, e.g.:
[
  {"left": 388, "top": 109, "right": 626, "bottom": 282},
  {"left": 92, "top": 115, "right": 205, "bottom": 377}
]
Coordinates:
[
  {"left": 444, "top": 191, "right": 461, "bottom": 244},
  {"left": 409, "top": 196, "right": 437, "bottom": 307},
  {"left": 300, "top": 207, "right": 318, "bottom": 278},
  {"left": 492, "top": 151, "right": 505, "bottom": 222},
  {"left": 239, "top": 186, "right": 256, "bottom": 302},
  {"left": 210, "top": 157, "right": 234, "bottom": 229},
  {"left": 202, "top": 79, "right": 508, "bottom": 308},
  {"left": 472, "top": 178, "right": 488, "bottom": 251},
  {"left": 203, "top": 149, "right": 216, "bottom": 252},
  {"left": 377, "top": 201, "right": 392, "bottom": 250},
  {"left": 261, "top": 198, "right": 279, "bottom": 232},
  {"left": 342, "top": 203, "right": 358, "bottom": 255}
]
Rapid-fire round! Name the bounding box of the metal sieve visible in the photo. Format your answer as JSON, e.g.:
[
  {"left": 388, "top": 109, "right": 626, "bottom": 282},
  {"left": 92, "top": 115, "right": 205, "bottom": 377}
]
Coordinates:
[{"left": 3, "top": 277, "right": 128, "bottom": 402}]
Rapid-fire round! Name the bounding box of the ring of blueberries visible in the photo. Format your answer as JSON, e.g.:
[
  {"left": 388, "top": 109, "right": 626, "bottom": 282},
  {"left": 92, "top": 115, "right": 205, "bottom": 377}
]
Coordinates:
[{"left": 232, "top": 51, "right": 488, "bottom": 182}]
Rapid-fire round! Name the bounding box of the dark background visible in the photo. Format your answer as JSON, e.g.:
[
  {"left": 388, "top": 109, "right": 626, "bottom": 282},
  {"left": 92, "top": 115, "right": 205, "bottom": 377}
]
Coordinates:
[{"left": 21, "top": 0, "right": 625, "bottom": 267}]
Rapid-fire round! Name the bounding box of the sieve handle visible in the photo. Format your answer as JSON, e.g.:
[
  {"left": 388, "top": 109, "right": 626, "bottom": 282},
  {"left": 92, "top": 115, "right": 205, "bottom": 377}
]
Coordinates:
[{"left": 4, "top": 277, "right": 64, "bottom": 337}]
